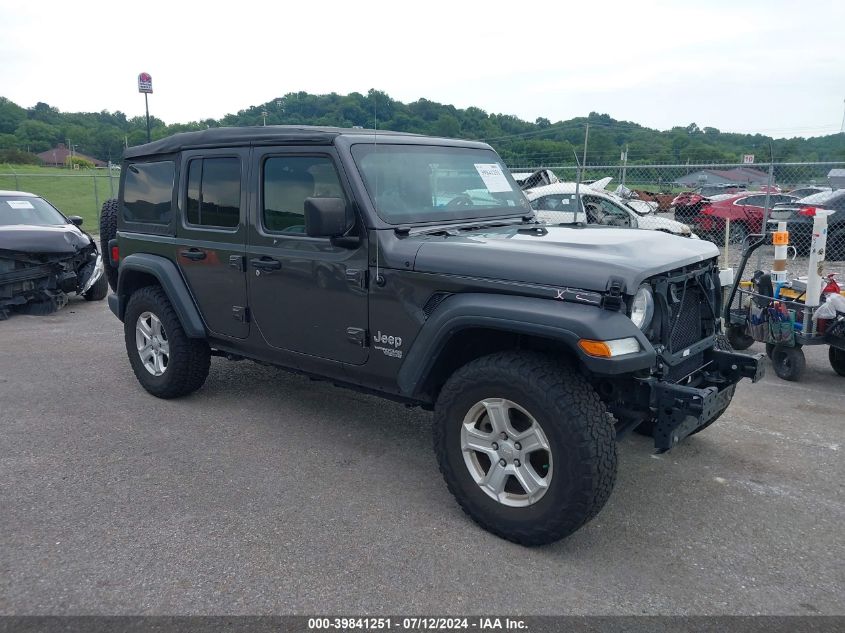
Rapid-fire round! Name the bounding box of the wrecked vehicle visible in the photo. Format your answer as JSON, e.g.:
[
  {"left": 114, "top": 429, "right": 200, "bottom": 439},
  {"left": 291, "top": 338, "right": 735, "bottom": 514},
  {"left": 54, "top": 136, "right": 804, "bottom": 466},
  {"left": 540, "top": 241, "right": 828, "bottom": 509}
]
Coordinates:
[
  {"left": 0, "top": 191, "right": 107, "bottom": 319},
  {"left": 524, "top": 181, "right": 698, "bottom": 237}
]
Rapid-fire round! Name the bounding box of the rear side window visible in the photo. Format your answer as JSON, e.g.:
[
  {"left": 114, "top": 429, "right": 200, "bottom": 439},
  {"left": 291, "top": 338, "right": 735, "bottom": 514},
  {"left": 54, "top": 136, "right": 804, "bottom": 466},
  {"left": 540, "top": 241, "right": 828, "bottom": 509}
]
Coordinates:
[
  {"left": 186, "top": 157, "right": 241, "bottom": 228},
  {"left": 123, "top": 161, "right": 175, "bottom": 225}
]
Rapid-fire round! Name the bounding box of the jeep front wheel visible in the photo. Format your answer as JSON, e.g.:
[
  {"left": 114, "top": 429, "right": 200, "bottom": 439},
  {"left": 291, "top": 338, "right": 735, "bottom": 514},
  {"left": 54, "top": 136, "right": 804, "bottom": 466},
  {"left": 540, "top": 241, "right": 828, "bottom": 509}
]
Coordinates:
[
  {"left": 124, "top": 285, "right": 211, "bottom": 399},
  {"left": 433, "top": 351, "right": 617, "bottom": 546}
]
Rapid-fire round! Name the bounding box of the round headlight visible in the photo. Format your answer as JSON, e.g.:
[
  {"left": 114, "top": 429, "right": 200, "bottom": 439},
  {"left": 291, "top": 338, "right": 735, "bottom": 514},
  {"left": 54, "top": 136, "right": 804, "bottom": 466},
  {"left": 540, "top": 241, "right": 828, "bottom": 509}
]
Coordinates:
[{"left": 630, "top": 285, "right": 654, "bottom": 330}]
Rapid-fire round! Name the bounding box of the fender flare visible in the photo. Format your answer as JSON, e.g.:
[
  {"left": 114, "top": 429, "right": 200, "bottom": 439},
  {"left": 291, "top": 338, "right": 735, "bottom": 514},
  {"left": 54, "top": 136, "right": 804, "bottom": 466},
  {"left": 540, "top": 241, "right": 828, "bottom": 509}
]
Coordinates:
[
  {"left": 396, "top": 293, "right": 655, "bottom": 398},
  {"left": 110, "top": 253, "right": 206, "bottom": 338}
]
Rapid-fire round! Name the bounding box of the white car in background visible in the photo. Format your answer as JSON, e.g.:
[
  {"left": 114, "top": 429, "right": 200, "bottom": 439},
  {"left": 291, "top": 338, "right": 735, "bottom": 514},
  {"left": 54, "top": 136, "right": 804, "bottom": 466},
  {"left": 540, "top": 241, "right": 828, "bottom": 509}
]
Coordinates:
[{"left": 524, "top": 181, "right": 698, "bottom": 238}]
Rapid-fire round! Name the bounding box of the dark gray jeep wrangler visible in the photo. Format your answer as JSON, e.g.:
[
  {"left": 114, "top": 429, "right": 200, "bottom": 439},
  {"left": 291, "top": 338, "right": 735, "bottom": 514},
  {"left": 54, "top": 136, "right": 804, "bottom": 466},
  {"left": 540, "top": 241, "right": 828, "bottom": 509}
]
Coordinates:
[{"left": 102, "top": 126, "right": 762, "bottom": 545}]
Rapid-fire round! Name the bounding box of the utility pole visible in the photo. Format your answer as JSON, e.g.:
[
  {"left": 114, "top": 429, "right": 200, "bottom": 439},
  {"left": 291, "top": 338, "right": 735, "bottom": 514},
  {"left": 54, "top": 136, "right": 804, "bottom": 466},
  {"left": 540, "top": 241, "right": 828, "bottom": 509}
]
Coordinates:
[
  {"left": 840, "top": 97, "right": 845, "bottom": 134},
  {"left": 621, "top": 144, "right": 629, "bottom": 189},
  {"left": 262, "top": 111, "right": 268, "bottom": 126},
  {"left": 581, "top": 123, "right": 590, "bottom": 175}
]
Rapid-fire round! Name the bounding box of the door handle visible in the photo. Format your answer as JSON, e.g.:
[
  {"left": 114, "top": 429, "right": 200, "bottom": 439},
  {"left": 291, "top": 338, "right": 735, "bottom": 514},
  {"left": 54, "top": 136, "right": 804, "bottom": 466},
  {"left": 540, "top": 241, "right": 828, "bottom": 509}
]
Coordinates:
[
  {"left": 250, "top": 257, "right": 281, "bottom": 271},
  {"left": 179, "top": 248, "right": 206, "bottom": 261}
]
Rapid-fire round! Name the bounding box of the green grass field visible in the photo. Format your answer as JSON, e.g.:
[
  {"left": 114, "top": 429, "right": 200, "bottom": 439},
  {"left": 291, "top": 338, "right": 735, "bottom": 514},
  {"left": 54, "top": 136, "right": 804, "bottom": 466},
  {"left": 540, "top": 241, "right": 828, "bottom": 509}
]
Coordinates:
[{"left": 0, "top": 164, "right": 118, "bottom": 230}]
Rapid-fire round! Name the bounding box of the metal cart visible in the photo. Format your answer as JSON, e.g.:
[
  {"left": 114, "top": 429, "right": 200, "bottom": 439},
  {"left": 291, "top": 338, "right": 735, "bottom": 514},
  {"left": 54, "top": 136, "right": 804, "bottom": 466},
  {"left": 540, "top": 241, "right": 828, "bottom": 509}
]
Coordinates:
[{"left": 723, "top": 233, "right": 845, "bottom": 381}]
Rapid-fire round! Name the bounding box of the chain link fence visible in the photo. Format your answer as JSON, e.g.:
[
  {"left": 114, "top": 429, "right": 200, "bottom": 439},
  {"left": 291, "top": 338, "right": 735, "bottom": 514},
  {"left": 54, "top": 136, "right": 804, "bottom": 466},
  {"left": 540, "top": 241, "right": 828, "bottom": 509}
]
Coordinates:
[
  {"left": 3, "top": 161, "right": 844, "bottom": 282},
  {"left": 0, "top": 168, "right": 119, "bottom": 231},
  {"left": 510, "top": 161, "right": 845, "bottom": 280}
]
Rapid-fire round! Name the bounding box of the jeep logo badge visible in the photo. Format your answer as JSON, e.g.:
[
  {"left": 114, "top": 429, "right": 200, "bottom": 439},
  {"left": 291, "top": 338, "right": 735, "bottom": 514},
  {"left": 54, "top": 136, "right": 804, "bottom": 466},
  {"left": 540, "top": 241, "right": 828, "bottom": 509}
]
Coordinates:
[{"left": 373, "top": 331, "right": 402, "bottom": 348}]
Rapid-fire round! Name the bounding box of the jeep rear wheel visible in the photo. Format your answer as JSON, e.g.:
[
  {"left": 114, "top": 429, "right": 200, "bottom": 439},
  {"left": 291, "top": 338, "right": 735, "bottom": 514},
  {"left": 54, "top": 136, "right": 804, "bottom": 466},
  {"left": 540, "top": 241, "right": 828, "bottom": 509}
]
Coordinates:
[
  {"left": 433, "top": 351, "right": 617, "bottom": 546},
  {"left": 124, "top": 285, "right": 210, "bottom": 399}
]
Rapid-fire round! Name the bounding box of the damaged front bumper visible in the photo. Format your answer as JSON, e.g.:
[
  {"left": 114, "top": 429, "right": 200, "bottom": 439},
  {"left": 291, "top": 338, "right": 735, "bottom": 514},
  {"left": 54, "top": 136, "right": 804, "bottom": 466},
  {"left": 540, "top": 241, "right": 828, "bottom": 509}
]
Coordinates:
[
  {"left": 0, "top": 248, "right": 102, "bottom": 319},
  {"left": 649, "top": 347, "right": 764, "bottom": 451}
]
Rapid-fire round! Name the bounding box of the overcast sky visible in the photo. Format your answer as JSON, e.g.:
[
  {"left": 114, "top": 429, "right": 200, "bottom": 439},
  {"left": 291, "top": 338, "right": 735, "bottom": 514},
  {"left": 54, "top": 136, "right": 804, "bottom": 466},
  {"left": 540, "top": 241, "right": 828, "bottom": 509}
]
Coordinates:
[{"left": 1, "top": 0, "right": 843, "bottom": 138}]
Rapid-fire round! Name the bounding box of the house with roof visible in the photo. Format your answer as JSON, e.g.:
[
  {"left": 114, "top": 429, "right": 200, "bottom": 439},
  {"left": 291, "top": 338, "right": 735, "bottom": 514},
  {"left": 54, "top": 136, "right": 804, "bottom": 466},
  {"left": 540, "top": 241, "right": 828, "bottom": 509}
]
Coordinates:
[
  {"left": 675, "top": 167, "right": 770, "bottom": 189},
  {"left": 36, "top": 144, "right": 106, "bottom": 168}
]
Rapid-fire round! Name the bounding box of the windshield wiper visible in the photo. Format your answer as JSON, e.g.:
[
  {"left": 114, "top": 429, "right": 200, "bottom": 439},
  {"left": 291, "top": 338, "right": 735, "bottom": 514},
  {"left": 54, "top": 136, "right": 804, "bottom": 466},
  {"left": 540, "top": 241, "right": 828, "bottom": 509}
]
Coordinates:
[{"left": 402, "top": 217, "right": 527, "bottom": 237}]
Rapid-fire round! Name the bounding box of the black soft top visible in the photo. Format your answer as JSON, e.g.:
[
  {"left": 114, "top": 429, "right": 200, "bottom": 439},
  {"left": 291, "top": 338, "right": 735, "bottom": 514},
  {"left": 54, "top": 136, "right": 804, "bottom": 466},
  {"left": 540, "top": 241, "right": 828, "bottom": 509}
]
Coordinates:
[
  {"left": 122, "top": 125, "right": 424, "bottom": 159},
  {"left": 123, "top": 125, "right": 495, "bottom": 159}
]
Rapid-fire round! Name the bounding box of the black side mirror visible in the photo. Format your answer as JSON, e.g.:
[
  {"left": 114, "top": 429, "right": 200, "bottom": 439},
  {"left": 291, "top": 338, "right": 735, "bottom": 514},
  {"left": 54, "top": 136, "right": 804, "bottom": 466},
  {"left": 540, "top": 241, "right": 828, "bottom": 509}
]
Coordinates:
[
  {"left": 68, "top": 216, "right": 84, "bottom": 227},
  {"left": 304, "top": 197, "right": 350, "bottom": 238}
]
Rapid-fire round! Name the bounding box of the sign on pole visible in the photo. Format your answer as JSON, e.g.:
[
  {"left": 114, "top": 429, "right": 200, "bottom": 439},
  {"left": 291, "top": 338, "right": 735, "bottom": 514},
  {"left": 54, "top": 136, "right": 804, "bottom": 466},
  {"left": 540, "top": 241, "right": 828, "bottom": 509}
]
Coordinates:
[
  {"left": 138, "top": 72, "right": 153, "bottom": 94},
  {"left": 742, "top": 154, "right": 755, "bottom": 164}
]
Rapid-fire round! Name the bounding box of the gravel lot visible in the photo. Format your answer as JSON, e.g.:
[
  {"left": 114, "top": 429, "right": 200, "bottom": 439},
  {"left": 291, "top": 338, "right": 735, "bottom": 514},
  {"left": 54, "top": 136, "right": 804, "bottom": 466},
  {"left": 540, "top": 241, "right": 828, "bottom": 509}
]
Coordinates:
[{"left": 0, "top": 298, "right": 843, "bottom": 615}]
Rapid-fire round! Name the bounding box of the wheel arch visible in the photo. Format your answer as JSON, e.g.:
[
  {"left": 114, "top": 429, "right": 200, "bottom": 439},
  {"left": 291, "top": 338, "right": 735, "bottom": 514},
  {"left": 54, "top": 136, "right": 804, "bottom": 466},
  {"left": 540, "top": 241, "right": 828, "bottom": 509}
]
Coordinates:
[
  {"left": 112, "top": 253, "right": 206, "bottom": 338},
  {"left": 396, "top": 293, "right": 654, "bottom": 401}
]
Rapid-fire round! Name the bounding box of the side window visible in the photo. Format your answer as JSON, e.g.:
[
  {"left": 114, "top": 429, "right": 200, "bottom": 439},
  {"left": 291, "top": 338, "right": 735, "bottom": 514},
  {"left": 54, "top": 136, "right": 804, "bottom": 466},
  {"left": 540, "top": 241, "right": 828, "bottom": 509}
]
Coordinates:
[
  {"left": 584, "top": 196, "right": 630, "bottom": 225},
  {"left": 534, "top": 194, "right": 575, "bottom": 211},
  {"left": 123, "top": 161, "right": 175, "bottom": 224},
  {"left": 740, "top": 195, "right": 763, "bottom": 207},
  {"left": 185, "top": 157, "right": 241, "bottom": 228},
  {"left": 262, "top": 155, "right": 346, "bottom": 234}
]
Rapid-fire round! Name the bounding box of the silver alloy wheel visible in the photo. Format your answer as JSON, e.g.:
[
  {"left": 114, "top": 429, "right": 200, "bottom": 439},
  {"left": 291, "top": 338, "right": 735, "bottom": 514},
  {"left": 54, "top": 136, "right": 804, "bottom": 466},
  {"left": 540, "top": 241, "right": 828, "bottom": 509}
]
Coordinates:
[
  {"left": 460, "top": 398, "right": 553, "bottom": 507},
  {"left": 135, "top": 311, "right": 169, "bottom": 376}
]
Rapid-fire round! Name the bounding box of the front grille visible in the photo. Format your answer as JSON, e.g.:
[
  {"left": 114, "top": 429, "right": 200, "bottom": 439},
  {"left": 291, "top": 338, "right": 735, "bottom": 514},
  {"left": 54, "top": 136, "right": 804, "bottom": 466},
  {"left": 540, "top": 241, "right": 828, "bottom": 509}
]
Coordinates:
[{"left": 669, "top": 283, "right": 704, "bottom": 353}]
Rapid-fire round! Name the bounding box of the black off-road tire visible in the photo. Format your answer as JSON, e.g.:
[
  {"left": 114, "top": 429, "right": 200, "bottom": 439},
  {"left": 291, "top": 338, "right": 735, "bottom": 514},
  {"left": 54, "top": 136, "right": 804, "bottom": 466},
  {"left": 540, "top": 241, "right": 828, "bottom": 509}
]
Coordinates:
[
  {"left": 771, "top": 345, "right": 805, "bottom": 382},
  {"left": 829, "top": 347, "right": 845, "bottom": 377},
  {"left": 635, "top": 334, "right": 736, "bottom": 438},
  {"left": 99, "top": 198, "right": 119, "bottom": 291},
  {"left": 433, "top": 351, "right": 617, "bottom": 546},
  {"left": 83, "top": 273, "right": 108, "bottom": 301},
  {"left": 124, "top": 285, "right": 210, "bottom": 399},
  {"left": 726, "top": 324, "right": 755, "bottom": 350}
]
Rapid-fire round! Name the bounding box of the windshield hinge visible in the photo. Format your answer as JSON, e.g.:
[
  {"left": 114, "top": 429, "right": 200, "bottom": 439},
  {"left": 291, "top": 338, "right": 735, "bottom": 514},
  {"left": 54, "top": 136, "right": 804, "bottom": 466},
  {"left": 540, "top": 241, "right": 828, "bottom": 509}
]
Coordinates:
[{"left": 602, "top": 277, "right": 626, "bottom": 312}]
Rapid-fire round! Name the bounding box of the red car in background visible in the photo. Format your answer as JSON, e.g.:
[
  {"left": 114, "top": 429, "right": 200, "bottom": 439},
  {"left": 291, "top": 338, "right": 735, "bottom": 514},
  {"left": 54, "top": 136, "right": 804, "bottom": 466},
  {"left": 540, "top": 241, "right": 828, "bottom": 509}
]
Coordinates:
[{"left": 694, "top": 192, "right": 797, "bottom": 243}]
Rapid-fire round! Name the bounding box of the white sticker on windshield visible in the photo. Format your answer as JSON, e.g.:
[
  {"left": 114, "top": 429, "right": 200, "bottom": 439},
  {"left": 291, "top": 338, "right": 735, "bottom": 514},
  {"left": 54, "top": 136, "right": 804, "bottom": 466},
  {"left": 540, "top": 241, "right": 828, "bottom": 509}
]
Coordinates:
[
  {"left": 561, "top": 198, "right": 570, "bottom": 204},
  {"left": 7, "top": 200, "right": 35, "bottom": 209},
  {"left": 474, "top": 163, "right": 511, "bottom": 193}
]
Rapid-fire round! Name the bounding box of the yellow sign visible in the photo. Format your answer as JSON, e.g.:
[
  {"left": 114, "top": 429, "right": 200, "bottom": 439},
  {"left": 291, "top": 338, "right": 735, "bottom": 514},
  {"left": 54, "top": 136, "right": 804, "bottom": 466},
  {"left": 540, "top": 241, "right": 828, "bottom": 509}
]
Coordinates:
[{"left": 772, "top": 231, "right": 789, "bottom": 245}]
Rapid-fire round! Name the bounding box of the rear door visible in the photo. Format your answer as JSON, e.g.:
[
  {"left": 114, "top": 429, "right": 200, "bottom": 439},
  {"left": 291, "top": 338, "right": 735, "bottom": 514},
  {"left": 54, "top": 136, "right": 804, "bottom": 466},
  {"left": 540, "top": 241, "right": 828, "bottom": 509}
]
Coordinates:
[{"left": 175, "top": 149, "right": 249, "bottom": 339}]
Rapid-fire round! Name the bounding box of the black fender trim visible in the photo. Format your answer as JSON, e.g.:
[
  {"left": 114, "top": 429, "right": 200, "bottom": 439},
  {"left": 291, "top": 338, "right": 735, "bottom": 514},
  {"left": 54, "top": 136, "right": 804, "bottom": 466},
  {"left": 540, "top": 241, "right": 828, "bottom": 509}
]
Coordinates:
[
  {"left": 113, "top": 253, "right": 206, "bottom": 338},
  {"left": 396, "top": 293, "right": 655, "bottom": 397}
]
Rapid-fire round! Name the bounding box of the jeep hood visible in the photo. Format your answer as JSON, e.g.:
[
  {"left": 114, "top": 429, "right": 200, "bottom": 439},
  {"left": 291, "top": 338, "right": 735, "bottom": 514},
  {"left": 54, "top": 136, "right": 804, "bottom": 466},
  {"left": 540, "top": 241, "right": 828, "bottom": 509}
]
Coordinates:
[
  {"left": 0, "top": 224, "right": 92, "bottom": 255},
  {"left": 412, "top": 225, "right": 719, "bottom": 292}
]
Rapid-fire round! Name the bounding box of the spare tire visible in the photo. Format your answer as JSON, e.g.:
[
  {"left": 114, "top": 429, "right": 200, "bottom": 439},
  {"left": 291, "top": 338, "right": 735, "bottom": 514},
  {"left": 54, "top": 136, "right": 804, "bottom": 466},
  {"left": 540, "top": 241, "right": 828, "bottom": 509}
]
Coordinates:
[{"left": 99, "top": 198, "right": 119, "bottom": 291}]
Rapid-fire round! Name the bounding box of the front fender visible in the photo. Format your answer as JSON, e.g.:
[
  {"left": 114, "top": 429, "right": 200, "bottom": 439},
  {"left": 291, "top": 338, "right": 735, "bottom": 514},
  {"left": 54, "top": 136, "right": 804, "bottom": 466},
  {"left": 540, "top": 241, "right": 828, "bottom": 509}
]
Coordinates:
[
  {"left": 396, "top": 293, "right": 655, "bottom": 397},
  {"left": 110, "top": 253, "right": 206, "bottom": 338}
]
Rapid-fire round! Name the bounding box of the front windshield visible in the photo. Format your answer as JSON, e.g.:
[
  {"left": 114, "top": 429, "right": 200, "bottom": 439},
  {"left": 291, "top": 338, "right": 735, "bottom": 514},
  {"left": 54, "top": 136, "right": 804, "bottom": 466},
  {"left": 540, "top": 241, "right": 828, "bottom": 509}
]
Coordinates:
[
  {"left": 351, "top": 144, "right": 530, "bottom": 224},
  {"left": 0, "top": 196, "right": 68, "bottom": 226}
]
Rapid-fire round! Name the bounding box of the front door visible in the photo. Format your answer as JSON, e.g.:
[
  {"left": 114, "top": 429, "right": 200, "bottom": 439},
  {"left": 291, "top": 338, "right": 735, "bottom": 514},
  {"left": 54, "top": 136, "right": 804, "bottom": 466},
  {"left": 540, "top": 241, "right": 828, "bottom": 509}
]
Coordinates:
[
  {"left": 175, "top": 149, "right": 249, "bottom": 339},
  {"left": 246, "top": 147, "right": 368, "bottom": 365}
]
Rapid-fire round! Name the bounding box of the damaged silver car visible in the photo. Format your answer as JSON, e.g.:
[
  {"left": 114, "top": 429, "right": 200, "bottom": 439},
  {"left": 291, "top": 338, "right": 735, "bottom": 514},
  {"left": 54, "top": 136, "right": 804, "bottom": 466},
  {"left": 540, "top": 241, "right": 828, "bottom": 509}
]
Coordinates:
[{"left": 0, "top": 191, "right": 107, "bottom": 319}]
